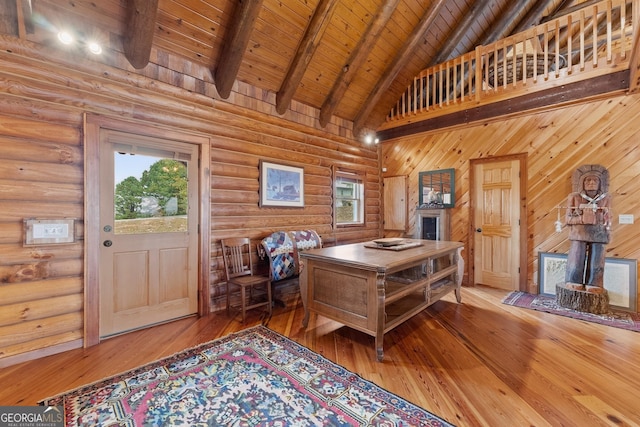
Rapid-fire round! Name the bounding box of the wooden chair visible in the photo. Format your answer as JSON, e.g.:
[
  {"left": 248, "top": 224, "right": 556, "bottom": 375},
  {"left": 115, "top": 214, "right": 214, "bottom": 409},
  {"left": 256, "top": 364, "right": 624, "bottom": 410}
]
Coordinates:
[{"left": 221, "top": 237, "right": 272, "bottom": 322}]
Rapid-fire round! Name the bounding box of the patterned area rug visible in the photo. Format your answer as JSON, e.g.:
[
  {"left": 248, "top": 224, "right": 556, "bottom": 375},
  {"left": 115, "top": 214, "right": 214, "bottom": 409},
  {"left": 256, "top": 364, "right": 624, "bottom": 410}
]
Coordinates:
[
  {"left": 502, "top": 291, "right": 640, "bottom": 332},
  {"left": 41, "top": 326, "right": 453, "bottom": 426}
]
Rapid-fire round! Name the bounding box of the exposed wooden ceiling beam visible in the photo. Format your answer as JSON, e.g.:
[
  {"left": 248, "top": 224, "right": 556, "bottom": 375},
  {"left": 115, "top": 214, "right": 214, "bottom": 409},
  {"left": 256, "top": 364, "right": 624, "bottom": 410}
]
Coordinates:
[
  {"left": 360, "top": 0, "right": 540, "bottom": 135},
  {"left": 352, "top": 0, "right": 447, "bottom": 137},
  {"left": 386, "top": 0, "right": 558, "bottom": 130},
  {"left": 276, "top": 0, "right": 339, "bottom": 115},
  {"left": 443, "top": 0, "right": 549, "bottom": 104},
  {"left": 541, "top": 0, "right": 601, "bottom": 23},
  {"left": 482, "top": 0, "right": 540, "bottom": 44},
  {"left": 378, "top": 71, "right": 629, "bottom": 141},
  {"left": 431, "top": 0, "right": 494, "bottom": 65},
  {"left": 214, "top": 0, "right": 264, "bottom": 99},
  {"left": 516, "top": 0, "right": 571, "bottom": 31},
  {"left": 318, "top": 0, "right": 400, "bottom": 127},
  {"left": 123, "top": 0, "right": 159, "bottom": 70}
]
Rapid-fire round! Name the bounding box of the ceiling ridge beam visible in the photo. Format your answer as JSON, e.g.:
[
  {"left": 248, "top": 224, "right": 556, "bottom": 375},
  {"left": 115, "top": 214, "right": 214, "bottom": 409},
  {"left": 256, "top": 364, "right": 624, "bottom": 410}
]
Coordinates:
[
  {"left": 214, "top": 0, "right": 264, "bottom": 99},
  {"left": 352, "top": 0, "right": 447, "bottom": 137},
  {"left": 123, "top": 0, "right": 159, "bottom": 70},
  {"left": 318, "top": 0, "right": 400, "bottom": 127},
  {"left": 276, "top": 0, "right": 339, "bottom": 115}
]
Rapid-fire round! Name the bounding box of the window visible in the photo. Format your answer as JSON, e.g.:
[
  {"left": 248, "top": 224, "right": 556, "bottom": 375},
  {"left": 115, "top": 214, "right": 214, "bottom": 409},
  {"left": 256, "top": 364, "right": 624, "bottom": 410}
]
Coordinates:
[
  {"left": 112, "top": 144, "right": 191, "bottom": 234},
  {"left": 335, "top": 169, "right": 365, "bottom": 226}
]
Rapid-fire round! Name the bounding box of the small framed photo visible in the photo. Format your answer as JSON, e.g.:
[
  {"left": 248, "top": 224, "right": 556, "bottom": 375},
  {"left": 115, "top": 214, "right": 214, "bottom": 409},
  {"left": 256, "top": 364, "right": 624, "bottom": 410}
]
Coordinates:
[
  {"left": 538, "top": 252, "right": 637, "bottom": 311},
  {"left": 260, "top": 161, "right": 304, "bottom": 208},
  {"left": 24, "top": 218, "right": 76, "bottom": 245}
]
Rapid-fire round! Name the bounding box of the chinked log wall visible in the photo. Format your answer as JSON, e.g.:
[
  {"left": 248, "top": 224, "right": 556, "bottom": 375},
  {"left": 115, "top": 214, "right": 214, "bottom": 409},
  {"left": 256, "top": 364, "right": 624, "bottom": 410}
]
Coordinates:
[
  {"left": 0, "top": 36, "right": 380, "bottom": 365},
  {"left": 381, "top": 91, "right": 640, "bottom": 301}
]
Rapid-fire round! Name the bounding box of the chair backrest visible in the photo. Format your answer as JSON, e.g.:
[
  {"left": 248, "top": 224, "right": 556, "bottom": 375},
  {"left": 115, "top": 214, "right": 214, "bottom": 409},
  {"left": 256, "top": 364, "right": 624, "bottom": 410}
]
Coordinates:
[{"left": 221, "top": 237, "right": 255, "bottom": 280}]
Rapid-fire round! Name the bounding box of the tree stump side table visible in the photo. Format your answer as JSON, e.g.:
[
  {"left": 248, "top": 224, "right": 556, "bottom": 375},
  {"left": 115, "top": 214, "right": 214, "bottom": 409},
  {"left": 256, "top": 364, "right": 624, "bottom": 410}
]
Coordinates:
[{"left": 556, "top": 282, "right": 609, "bottom": 314}]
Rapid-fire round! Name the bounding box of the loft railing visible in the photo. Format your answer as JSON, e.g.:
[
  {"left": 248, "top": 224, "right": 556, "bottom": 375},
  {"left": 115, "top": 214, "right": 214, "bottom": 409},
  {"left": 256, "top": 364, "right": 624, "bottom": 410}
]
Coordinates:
[{"left": 383, "top": 0, "right": 637, "bottom": 127}]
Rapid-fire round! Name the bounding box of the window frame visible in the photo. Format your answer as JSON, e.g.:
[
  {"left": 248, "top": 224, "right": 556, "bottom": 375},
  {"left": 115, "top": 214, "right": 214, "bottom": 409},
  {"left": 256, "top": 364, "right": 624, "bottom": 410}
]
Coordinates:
[{"left": 333, "top": 167, "right": 366, "bottom": 228}]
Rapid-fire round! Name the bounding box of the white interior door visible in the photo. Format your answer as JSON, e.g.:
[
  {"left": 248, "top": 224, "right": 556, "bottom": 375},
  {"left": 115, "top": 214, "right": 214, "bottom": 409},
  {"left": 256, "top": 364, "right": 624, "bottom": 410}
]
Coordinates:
[
  {"left": 99, "top": 130, "right": 199, "bottom": 337},
  {"left": 473, "top": 159, "right": 521, "bottom": 290}
]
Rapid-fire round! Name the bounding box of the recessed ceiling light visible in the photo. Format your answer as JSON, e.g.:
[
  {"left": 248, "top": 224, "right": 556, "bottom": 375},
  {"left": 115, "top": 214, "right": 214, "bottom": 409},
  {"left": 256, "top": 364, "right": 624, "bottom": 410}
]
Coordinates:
[
  {"left": 87, "top": 42, "right": 102, "bottom": 55},
  {"left": 57, "top": 31, "right": 73, "bottom": 45}
]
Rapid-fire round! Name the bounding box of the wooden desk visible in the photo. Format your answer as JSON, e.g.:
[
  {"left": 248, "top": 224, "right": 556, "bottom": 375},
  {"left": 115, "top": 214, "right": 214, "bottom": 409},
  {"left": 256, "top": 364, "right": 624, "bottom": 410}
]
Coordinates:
[{"left": 299, "top": 239, "right": 464, "bottom": 361}]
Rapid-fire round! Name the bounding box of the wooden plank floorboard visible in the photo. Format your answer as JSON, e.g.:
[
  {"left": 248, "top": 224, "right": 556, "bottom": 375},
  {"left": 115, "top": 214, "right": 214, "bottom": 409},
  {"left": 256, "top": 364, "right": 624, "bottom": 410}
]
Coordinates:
[{"left": 1, "top": 285, "right": 639, "bottom": 426}]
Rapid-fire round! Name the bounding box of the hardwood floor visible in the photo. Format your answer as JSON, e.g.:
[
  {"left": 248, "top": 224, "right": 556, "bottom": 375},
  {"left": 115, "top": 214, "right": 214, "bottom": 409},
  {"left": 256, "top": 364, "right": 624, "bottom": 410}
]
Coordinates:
[{"left": 1, "top": 285, "right": 639, "bottom": 426}]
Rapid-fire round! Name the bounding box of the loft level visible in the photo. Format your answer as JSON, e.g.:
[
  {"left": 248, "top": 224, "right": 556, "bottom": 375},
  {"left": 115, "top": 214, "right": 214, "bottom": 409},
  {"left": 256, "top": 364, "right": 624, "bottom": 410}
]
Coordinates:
[{"left": 379, "top": 0, "right": 639, "bottom": 136}]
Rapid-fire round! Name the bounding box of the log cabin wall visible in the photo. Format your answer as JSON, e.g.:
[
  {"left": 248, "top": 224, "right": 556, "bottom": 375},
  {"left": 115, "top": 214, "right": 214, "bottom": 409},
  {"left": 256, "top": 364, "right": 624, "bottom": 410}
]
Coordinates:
[
  {"left": 381, "top": 92, "right": 640, "bottom": 303},
  {"left": 0, "top": 36, "right": 381, "bottom": 365}
]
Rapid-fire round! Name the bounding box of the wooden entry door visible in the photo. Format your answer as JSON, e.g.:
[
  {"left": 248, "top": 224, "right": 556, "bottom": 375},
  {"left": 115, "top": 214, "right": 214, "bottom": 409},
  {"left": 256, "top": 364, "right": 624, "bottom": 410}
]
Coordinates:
[
  {"left": 98, "top": 130, "right": 199, "bottom": 337},
  {"left": 472, "top": 158, "right": 523, "bottom": 290}
]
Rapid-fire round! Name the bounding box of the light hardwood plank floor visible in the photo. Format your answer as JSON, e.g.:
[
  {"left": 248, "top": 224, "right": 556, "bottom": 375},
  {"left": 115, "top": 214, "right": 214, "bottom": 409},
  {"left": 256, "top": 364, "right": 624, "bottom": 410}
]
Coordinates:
[{"left": 1, "top": 285, "right": 638, "bottom": 426}]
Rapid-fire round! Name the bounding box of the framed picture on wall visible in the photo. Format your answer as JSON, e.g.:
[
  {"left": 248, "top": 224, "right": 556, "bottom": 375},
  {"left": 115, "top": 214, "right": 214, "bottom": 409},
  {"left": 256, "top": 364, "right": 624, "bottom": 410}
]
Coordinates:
[
  {"left": 538, "top": 252, "right": 637, "bottom": 311},
  {"left": 259, "top": 161, "right": 304, "bottom": 207}
]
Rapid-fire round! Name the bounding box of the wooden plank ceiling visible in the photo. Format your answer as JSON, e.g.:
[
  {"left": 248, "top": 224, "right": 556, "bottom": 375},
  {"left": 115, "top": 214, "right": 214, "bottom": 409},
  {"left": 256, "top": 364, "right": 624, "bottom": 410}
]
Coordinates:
[{"left": 0, "top": 0, "right": 594, "bottom": 136}]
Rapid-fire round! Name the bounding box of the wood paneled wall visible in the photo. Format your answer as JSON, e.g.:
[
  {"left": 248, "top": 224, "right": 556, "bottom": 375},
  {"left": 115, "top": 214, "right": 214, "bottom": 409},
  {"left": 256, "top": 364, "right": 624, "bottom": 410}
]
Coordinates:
[
  {"left": 381, "top": 93, "right": 640, "bottom": 302},
  {"left": 0, "top": 36, "right": 380, "bottom": 365}
]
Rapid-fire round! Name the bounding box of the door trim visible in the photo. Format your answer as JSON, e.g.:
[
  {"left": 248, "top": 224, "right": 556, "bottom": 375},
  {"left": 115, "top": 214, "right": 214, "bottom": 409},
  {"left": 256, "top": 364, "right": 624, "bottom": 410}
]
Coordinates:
[
  {"left": 469, "top": 153, "right": 528, "bottom": 291},
  {"left": 84, "top": 113, "right": 211, "bottom": 347}
]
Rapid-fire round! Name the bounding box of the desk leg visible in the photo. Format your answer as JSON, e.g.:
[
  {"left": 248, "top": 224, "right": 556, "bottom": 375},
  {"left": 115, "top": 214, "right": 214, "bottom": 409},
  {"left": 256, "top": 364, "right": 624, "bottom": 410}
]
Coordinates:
[
  {"left": 376, "top": 271, "right": 385, "bottom": 362},
  {"left": 300, "top": 265, "right": 310, "bottom": 328}
]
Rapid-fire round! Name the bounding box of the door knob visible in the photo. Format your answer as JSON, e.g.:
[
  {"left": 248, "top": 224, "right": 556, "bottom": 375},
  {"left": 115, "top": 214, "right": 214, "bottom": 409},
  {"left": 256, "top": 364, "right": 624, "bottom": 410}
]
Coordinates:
[
  {"left": 103, "top": 240, "right": 113, "bottom": 247},
  {"left": 476, "top": 228, "right": 482, "bottom": 232}
]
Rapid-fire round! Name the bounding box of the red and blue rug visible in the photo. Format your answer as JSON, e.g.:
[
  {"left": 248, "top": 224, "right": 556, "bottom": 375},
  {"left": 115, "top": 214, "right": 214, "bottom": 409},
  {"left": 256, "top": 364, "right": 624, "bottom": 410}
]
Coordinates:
[
  {"left": 502, "top": 291, "right": 640, "bottom": 332},
  {"left": 41, "top": 326, "right": 453, "bottom": 426}
]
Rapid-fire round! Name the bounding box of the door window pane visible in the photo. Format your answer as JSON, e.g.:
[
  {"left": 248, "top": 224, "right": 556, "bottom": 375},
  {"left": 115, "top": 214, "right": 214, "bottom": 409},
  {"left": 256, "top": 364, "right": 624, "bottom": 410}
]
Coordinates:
[{"left": 114, "top": 150, "right": 189, "bottom": 234}]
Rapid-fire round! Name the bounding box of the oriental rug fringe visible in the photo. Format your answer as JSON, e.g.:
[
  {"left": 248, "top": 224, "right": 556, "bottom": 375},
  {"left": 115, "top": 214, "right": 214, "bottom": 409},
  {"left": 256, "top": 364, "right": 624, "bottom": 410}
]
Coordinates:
[
  {"left": 41, "top": 325, "right": 453, "bottom": 426},
  {"left": 502, "top": 291, "right": 640, "bottom": 332}
]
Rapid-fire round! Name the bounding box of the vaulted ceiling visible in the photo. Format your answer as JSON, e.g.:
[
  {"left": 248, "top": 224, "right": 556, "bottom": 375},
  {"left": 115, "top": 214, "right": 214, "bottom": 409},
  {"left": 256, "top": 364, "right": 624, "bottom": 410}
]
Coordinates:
[{"left": 0, "top": 0, "right": 596, "bottom": 136}]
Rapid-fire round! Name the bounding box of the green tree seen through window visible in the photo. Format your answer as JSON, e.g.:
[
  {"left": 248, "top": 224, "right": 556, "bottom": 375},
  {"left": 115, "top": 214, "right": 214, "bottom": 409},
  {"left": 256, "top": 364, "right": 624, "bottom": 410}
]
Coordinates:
[
  {"left": 114, "top": 159, "right": 188, "bottom": 220},
  {"left": 140, "top": 159, "right": 188, "bottom": 215},
  {"left": 115, "top": 176, "right": 143, "bottom": 219}
]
